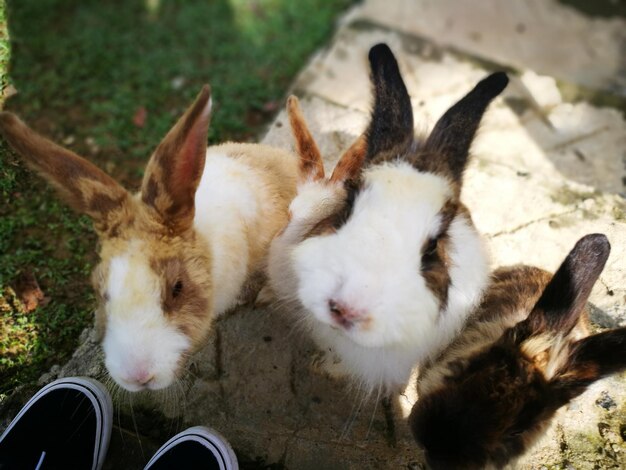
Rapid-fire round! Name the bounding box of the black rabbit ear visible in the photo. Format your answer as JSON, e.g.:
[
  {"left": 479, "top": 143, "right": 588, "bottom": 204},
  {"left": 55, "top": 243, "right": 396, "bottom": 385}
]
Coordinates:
[
  {"left": 524, "top": 234, "right": 610, "bottom": 336},
  {"left": 551, "top": 327, "right": 626, "bottom": 402},
  {"left": 364, "top": 43, "right": 414, "bottom": 162},
  {"left": 424, "top": 72, "right": 508, "bottom": 182}
]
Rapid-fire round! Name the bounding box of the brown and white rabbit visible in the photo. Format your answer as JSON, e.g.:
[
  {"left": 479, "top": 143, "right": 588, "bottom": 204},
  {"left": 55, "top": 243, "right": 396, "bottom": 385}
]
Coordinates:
[
  {"left": 410, "top": 233, "right": 626, "bottom": 470},
  {"left": 266, "top": 43, "right": 509, "bottom": 393},
  {"left": 0, "top": 86, "right": 300, "bottom": 392}
]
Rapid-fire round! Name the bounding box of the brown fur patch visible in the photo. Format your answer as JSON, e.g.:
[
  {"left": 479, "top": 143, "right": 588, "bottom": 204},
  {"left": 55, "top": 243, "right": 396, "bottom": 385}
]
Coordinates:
[
  {"left": 141, "top": 175, "right": 160, "bottom": 209},
  {"left": 419, "top": 200, "right": 462, "bottom": 310},
  {"left": 557, "top": 362, "right": 599, "bottom": 382},
  {"left": 0, "top": 112, "right": 131, "bottom": 234},
  {"left": 87, "top": 198, "right": 214, "bottom": 352},
  {"left": 421, "top": 235, "right": 451, "bottom": 310},
  {"left": 140, "top": 86, "right": 211, "bottom": 234},
  {"left": 151, "top": 255, "right": 211, "bottom": 338},
  {"left": 329, "top": 135, "right": 367, "bottom": 184}
]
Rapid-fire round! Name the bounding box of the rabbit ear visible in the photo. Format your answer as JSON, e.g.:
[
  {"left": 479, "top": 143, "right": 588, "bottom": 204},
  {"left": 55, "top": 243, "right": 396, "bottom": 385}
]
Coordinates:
[
  {"left": 424, "top": 72, "right": 508, "bottom": 182},
  {"left": 364, "top": 43, "right": 414, "bottom": 162},
  {"left": 286, "top": 95, "right": 325, "bottom": 182},
  {"left": 0, "top": 112, "right": 130, "bottom": 235},
  {"left": 329, "top": 135, "right": 367, "bottom": 184},
  {"left": 551, "top": 327, "right": 626, "bottom": 402},
  {"left": 141, "top": 85, "right": 212, "bottom": 234},
  {"left": 523, "top": 234, "right": 611, "bottom": 337}
]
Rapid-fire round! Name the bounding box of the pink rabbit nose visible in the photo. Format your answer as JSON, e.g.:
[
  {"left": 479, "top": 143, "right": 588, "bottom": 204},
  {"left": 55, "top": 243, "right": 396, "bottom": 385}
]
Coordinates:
[
  {"left": 328, "top": 299, "right": 358, "bottom": 329},
  {"left": 127, "top": 369, "right": 154, "bottom": 387}
]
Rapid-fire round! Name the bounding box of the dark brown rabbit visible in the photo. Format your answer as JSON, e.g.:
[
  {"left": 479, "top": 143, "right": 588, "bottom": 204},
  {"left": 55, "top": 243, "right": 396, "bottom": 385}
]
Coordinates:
[{"left": 409, "top": 234, "right": 626, "bottom": 470}]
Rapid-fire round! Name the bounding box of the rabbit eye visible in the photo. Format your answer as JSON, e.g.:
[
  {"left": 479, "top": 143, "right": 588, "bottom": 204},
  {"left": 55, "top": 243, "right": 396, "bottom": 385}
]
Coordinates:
[
  {"left": 172, "top": 280, "right": 183, "bottom": 298},
  {"left": 424, "top": 238, "right": 438, "bottom": 256}
]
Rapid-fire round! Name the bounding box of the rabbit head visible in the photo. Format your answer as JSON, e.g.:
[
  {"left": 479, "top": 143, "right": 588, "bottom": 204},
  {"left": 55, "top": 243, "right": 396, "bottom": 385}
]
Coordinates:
[
  {"left": 1, "top": 87, "right": 216, "bottom": 391},
  {"left": 279, "top": 44, "right": 507, "bottom": 357},
  {"left": 409, "top": 234, "right": 626, "bottom": 470}
]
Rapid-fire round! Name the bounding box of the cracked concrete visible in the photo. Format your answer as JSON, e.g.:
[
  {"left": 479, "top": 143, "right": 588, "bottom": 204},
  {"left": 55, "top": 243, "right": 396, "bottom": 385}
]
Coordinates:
[{"left": 2, "top": 1, "right": 625, "bottom": 468}]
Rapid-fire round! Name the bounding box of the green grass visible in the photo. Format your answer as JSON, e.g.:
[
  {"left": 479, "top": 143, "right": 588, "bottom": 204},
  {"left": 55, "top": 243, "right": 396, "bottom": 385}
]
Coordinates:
[{"left": 0, "top": 0, "right": 355, "bottom": 396}]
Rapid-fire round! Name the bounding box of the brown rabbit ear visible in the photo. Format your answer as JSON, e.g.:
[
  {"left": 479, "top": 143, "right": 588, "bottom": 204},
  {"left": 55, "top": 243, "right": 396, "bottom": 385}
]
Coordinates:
[
  {"left": 424, "top": 72, "right": 508, "bottom": 183},
  {"left": 551, "top": 327, "right": 626, "bottom": 403},
  {"left": 141, "top": 85, "right": 212, "bottom": 234},
  {"left": 365, "top": 43, "right": 414, "bottom": 162},
  {"left": 329, "top": 135, "right": 367, "bottom": 184},
  {"left": 286, "top": 95, "right": 325, "bottom": 182},
  {"left": 522, "top": 234, "right": 610, "bottom": 338},
  {"left": 0, "top": 112, "right": 130, "bottom": 235}
]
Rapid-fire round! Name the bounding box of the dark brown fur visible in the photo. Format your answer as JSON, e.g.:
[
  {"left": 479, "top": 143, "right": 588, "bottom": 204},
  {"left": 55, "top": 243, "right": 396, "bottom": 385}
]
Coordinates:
[
  {"left": 421, "top": 234, "right": 451, "bottom": 310},
  {"left": 410, "top": 234, "right": 626, "bottom": 470},
  {"left": 364, "top": 44, "right": 414, "bottom": 162}
]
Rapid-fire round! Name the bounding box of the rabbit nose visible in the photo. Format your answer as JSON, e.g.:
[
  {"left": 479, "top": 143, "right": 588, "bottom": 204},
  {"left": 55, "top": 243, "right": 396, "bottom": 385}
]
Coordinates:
[
  {"left": 328, "top": 299, "right": 358, "bottom": 329},
  {"left": 127, "top": 368, "right": 154, "bottom": 387}
]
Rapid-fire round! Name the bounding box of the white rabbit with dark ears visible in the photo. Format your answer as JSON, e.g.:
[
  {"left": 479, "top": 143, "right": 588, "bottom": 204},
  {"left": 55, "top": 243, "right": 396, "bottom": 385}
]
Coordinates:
[{"left": 267, "top": 43, "right": 509, "bottom": 393}]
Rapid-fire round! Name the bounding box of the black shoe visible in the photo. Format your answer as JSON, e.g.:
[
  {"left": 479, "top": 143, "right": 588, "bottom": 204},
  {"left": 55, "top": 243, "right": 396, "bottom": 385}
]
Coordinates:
[
  {"left": 144, "top": 426, "right": 238, "bottom": 470},
  {"left": 0, "top": 377, "right": 113, "bottom": 470}
]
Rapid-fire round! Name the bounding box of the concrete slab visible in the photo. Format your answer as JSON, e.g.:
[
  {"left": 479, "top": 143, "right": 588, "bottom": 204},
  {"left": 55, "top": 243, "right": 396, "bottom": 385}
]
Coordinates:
[{"left": 357, "top": 0, "right": 626, "bottom": 96}]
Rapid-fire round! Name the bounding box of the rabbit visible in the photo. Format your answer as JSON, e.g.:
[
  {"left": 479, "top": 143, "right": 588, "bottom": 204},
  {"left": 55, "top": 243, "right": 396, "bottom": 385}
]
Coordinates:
[
  {"left": 409, "top": 233, "right": 626, "bottom": 470},
  {"left": 266, "top": 43, "right": 509, "bottom": 393},
  {"left": 0, "top": 85, "right": 302, "bottom": 392}
]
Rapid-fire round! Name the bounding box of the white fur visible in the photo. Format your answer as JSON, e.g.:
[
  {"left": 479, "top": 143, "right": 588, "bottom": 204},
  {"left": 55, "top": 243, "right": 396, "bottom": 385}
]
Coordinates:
[
  {"left": 193, "top": 151, "right": 264, "bottom": 315},
  {"left": 438, "top": 211, "right": 491, "bottom": 349},
  {"left": 269, "top": 161, "right": 489, "bottom": 392},
  {"left": 104, "top": 150, "right": 277, "bottom": 391},
  {"left": 267, "top": 179, "right": 346, "bottom": 304},
  {"left": 102, "top": 244, "right": 191, "bottom": 392}
]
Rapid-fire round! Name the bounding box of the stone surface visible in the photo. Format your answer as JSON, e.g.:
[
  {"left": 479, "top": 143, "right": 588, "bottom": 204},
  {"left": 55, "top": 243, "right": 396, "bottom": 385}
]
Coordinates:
[
  {"left": 357, "top": 0, "right": 626, "bottom": 96},
  {"left": 2, "top": 1, "right": 625, "bottom": 469}
]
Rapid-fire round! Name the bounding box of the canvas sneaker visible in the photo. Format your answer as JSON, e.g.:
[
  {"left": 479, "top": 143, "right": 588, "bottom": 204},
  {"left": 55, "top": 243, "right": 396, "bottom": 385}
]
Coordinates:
[
  {"left": 0, "top": 377, "right": 112, "bottom": 470},
  {"left": 144, "top": 426, "right": 238, "bottom": 470}
]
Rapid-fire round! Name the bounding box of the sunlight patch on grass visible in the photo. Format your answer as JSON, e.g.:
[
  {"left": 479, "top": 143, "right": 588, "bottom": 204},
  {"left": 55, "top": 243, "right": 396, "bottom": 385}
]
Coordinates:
[{"left": 0, "top": 287, "right": 39, "bottom": 370}]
